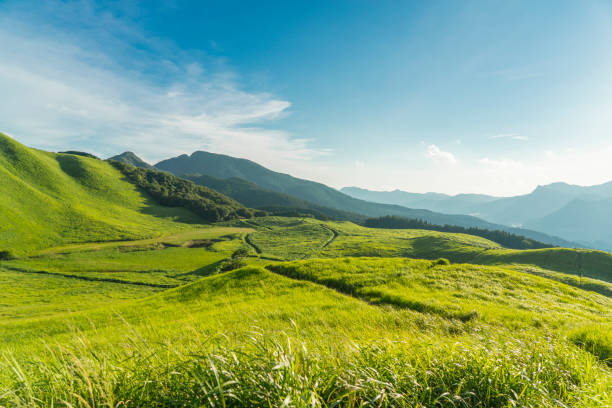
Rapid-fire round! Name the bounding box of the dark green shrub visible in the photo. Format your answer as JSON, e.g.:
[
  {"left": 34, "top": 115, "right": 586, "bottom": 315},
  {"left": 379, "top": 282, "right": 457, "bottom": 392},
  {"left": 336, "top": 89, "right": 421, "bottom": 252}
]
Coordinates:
[
  {"left": 220, "top": 258, "right": 247, "bottom": 272},
  {"left": 231, "top": 248, "right": 250, "bottom": 259},
  {"left": 433, "top": 258, "right": 451, "bottom": 266},
  {"left": 0, "top": 250, "right": 14, "bottom": 260}
]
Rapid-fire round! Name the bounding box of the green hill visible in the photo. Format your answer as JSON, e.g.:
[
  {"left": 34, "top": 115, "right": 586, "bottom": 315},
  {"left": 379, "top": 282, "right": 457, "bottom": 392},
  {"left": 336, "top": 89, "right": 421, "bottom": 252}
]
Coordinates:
[
  {"left": 155, "top": 150, "right": 579, "bottom": 247},
  {"left": 0, "top": 133, "right": 248, "bottom": 255}
]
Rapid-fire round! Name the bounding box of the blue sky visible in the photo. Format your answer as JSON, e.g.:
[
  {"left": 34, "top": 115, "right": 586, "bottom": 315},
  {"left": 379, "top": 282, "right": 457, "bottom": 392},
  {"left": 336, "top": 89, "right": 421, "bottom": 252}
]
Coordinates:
[{"left": 1, "top": 0, "right": 612, "bottom": 195}]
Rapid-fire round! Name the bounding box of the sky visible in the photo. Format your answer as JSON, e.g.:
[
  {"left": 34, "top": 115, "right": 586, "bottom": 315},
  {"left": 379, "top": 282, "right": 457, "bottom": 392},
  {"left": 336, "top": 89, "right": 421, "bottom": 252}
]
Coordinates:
[{"left": 1, "top": 0, "right": 612, "bottom": 196}]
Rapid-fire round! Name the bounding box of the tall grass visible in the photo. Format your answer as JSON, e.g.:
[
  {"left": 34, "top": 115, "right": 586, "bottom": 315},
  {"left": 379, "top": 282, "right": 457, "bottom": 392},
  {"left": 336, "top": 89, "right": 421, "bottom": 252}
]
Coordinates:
[{"left": 1, "top": 329, "right": 609, "bottom": 407}]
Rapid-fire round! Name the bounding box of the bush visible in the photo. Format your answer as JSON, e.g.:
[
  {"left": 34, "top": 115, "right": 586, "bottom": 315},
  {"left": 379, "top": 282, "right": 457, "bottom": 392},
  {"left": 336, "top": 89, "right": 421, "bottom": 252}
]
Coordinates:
[
  {"left": 231, "top": 248, "right": 250, "bottom": 259},
  {"left": 432, "top": 258, "right": 451, "bottom": 266},
  {"left": 0, "top": 250, "right": 14, "bottom": 260},
  {"left": 219, "top": 258, "right": 247, "bottom": 272}
]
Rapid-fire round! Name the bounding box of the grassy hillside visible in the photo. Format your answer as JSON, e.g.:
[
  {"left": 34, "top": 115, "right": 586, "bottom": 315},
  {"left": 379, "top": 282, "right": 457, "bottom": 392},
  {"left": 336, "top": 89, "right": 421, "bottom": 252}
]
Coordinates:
[
  {"left": 0, "top": 133, "right": 257, "bottom": 256},
  {"left": 225, "top": 217, "right": 612, "bottom": 284},
  {"left": 0, "top": 262, "right": 609, "bottom": 406},
  {"left": 0, "top": 133, "right": 212, "bottom": 255},
  {"left": 109, "top": 161, "right": 257, "bottom": 222}
]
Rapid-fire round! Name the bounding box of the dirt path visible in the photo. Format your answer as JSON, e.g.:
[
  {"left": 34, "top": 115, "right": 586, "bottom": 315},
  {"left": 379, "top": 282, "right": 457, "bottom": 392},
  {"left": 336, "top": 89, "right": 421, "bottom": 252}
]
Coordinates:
[{"left": 321, "top": 226, "right": 339, "bottom": 249}]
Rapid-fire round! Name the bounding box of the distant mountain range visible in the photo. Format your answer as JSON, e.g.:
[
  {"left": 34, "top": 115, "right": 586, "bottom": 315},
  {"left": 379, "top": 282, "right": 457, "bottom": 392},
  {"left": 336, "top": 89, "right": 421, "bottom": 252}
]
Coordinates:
[
  {"left": 342, "top": 182, "right": 612, "bottom": 251},
  {"left": 143, "top": 150, "right": 576, "bottom": 248}
]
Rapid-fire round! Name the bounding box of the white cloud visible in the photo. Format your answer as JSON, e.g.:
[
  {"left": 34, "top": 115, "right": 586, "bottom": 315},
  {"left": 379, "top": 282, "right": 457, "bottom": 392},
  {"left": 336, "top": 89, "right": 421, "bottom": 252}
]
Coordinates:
[
  {"left": 0, "top": 1, "right": 325, "bottom": 169},
  {"left": 426, "top": 145, "right": 457, "bottom": 164}
]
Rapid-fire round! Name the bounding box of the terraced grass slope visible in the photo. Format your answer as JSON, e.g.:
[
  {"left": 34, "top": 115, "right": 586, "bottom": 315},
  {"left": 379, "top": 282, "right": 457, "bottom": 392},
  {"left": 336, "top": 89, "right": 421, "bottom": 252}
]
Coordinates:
[
  {"left": 226, "top": 217, "right": 612, "bottom": 284},
  {"left": 0, "top": 133, "right": 249, "bottom": 255}
]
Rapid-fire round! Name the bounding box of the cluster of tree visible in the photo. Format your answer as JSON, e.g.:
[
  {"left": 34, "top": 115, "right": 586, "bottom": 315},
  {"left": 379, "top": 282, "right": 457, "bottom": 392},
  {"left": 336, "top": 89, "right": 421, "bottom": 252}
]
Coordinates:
[
  {"left": 363, "top": 216, "right": 554, "bottom": 250},
  {"left": 59, "top": 151, "right": 100, "bottom": 159},
  {"left": 110, "top": 161, "right": 262, "bottom": 222},
  {"left": 219, "top": 247, "right": 250, "bottom": 272}
]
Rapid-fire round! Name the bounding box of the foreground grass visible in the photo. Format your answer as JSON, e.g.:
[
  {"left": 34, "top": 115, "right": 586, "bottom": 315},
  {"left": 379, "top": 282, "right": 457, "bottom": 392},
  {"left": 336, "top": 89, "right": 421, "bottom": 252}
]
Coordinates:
[
  {"left": 0, "top": 267, "right": 610, "bottom": 407},
  {"left": 2, "top": 328, "right": 609, "bottom": 407}
]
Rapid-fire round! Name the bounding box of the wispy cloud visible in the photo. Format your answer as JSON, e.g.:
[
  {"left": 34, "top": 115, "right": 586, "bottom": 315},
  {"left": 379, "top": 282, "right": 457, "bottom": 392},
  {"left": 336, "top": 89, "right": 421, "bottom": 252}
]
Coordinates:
[
  {"left": 488, "top": 133, "right": 529, "bottom": 141},
  {"left": 426, "top": 144, "right": 457, "bottom": 164},
  {"left": 0, "top": 0, "right": 324, "bottom": 167}
]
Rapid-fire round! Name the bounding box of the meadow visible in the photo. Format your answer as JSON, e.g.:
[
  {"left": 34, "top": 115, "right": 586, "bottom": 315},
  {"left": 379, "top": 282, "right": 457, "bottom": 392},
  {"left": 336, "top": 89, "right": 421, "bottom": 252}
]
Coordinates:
[{"left": 0, "top": 136, "right": 611, "bottom": 407}]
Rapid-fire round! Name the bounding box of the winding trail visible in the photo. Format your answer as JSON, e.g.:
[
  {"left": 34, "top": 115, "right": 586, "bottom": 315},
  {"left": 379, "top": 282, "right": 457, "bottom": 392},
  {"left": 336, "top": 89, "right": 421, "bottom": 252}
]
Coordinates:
[
  {"left": 321, "top": 226, "right": 339, "bottom": 249},
  {"left": 244, "top": 233, "right": 262, "bottom": 254}
]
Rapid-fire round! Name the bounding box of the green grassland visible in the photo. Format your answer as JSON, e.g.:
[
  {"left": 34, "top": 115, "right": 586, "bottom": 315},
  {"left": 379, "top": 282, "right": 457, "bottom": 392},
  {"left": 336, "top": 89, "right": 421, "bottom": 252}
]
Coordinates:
[
  {"left": 1, "top": 137, "right": 611, "bottom": 406},
  {"left": 226, "top": 217, "right": 612, "bottom": 284}
]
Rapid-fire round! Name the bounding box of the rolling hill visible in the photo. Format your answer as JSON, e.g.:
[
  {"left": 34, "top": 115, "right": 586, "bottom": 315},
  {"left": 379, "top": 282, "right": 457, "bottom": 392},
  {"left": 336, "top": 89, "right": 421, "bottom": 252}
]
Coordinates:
[
  {"left": 155, "top": 150, "right": 579, "bottom": 247},
  {"left": 0, "top": 133, "right": 250, "bottom": 255}
]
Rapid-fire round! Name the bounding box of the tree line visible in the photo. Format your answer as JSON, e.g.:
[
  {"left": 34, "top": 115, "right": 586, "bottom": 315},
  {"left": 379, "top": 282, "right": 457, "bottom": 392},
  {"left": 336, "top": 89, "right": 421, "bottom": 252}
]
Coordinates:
[{"left": 363, "top": 216, "right": 554, "bottom": 250}]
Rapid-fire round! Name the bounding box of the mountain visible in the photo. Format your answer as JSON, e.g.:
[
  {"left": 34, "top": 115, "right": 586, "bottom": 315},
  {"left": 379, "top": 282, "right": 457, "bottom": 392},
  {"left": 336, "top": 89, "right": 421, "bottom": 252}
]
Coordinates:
[
  {"left": 528, "top": 198, "right": 612, "bottom": 251},
  {"left": 0, "top": 133, "right": 249, "bottom": 255},
  {"left": 184, "top": 174, "right": 365, "bottom": 221},
  {"left": 342, "top": 182, "right": 612, "bottom": 250},
  {"left": 155, "top": 151, "right": 579, "bottom": 248},
  {"left": 109, "top": 151, "right": 152, "bottom": 168},
  {"left": 341, "top": 187, "right": 498, "bottom": 215}
]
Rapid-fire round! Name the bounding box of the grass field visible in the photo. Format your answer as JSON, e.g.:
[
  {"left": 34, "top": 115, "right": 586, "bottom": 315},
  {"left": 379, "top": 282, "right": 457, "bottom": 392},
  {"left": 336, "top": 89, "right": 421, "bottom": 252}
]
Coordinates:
[
  {"left": 226, "top": 217, "right": 612, "bottom": 283},
  {"left": 1, "top": 137, "right": 611, "bottom": 407}
]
